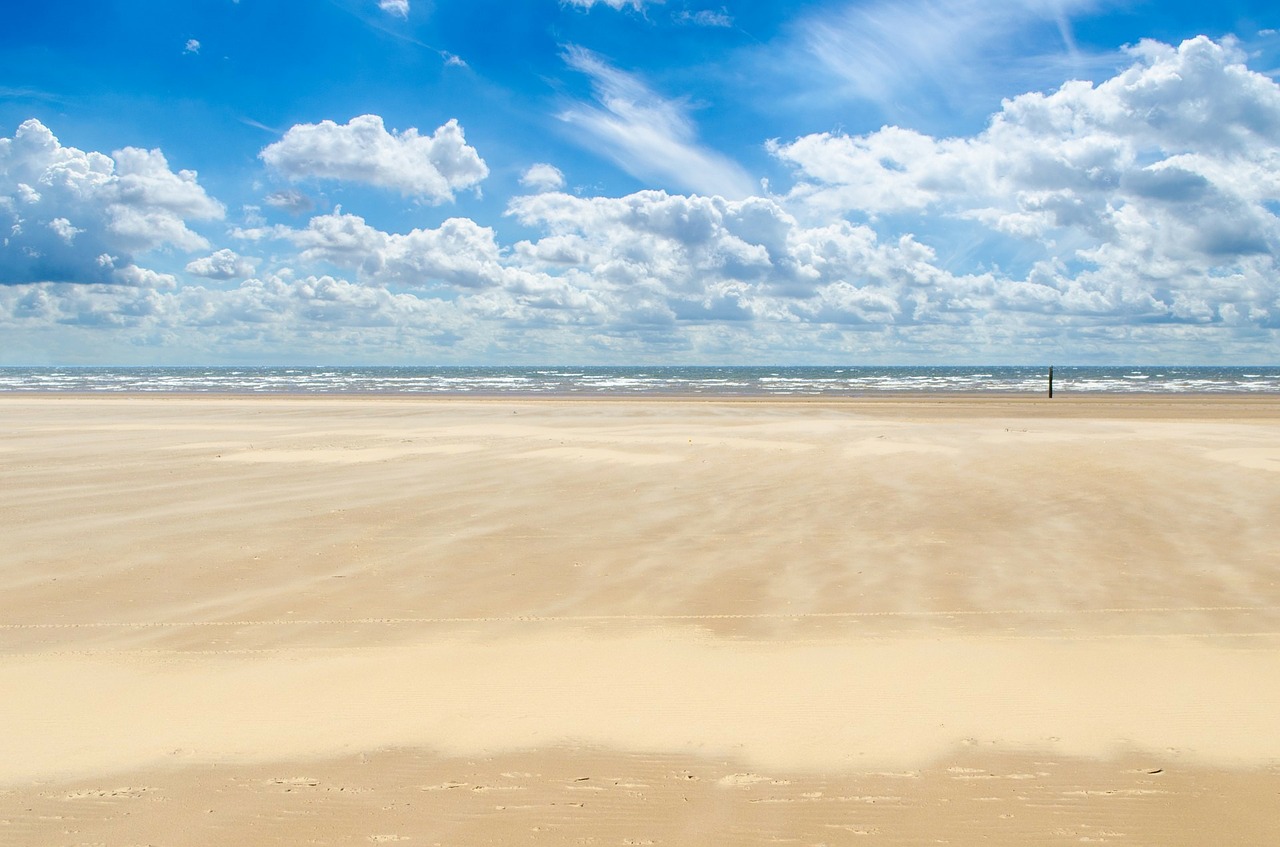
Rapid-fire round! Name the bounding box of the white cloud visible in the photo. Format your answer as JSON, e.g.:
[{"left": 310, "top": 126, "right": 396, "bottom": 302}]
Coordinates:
[
  {"left": 0, "top": 274, "right": 477, "bottom": 361},
  {"left": 0, "top": 119, "right": 223, "bottom": 286},
  {"left": 560, "top": 46, "right": 756, "bottom": 199},
  {"left": 196, "top": 274, "right": 462, "bottom": 335},
  {"left": 207, "top": 178, "right": 1262, "bottom": 359},
  {"left": 8, "top": 161, "right": 1279, "bottom": 361},
  {"left": 562, "top": 0, "right": 656, "bottom": 10},
  {"left": 270, "top": 210, "right": 516, "bottom": 290},
  {"left": 235, "top": 150, "right": 1275, "bottom": 354},
  {"left": 520, "top": 163, "right": 566, "bottom": 192},
  {"left": 675, "top": 9, "right": 732, "bottom": 27},
  {"left": 7, "top": 37, "right": 1279, "bottom": 363},
  {"left": 111, "top": 264, "right": 178, "bottom": 290},
  {"left": 185, "top": 248, "right": 257, "bottom": 280},
  {"left": 184, "top": 39, "right": 201, "bottom": 55},
  {"left": 798, "top": 0, "right": 1103, "bottom": 115},
  {"left": 108, "top": 146, "right": 225, "bottom": 251},
  {"left": 263, "top": 188, "right": 314, "bottom": 214},
  {"left": 504, "top": 189, "right": 960, "bottom": 324},
  {"left": 771, "top": 36, "right": 1280, "bottom": 326},
  {"left": 48, "top": 217, "right": 82, "bottom": 243},
  {"left": 259, "top": 114, "right": 488, "bottom": 202},
  {"left": 377, "top": 0, "right": 409, "bottom": 18}
]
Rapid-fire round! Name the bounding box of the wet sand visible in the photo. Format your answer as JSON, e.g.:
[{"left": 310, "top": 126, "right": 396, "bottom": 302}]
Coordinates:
[{"left": 2, "top": 394, "right": 1278, "bottom": 845}]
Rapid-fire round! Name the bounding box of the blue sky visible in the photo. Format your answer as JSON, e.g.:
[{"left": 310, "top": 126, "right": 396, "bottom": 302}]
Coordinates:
[{"left": 2, "top": 0, "right": 1279, "bottom": 364}]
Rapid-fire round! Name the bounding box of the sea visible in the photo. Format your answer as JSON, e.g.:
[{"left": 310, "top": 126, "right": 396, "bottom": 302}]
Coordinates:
[{"left": 0, "top": 365, "right": 1277, "bottom": 395}]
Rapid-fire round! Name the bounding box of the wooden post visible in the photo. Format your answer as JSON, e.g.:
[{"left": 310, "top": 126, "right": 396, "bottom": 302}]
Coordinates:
[{"left": 1048, "top": 366, "right": 1054, "bottom": 398}]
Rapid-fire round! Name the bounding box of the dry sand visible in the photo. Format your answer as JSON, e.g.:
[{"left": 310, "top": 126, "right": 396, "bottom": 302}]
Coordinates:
[{"left": 1, "top": 393, "right": 1278, "bottom": 845}]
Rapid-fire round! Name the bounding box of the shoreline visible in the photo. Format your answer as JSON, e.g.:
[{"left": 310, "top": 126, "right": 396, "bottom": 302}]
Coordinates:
[
  {"left": 4, "top": 391, "right": 1280, "bottom": 422},
  {"left": 3, "top": 387, "right": 1278, "bottom": 400}
]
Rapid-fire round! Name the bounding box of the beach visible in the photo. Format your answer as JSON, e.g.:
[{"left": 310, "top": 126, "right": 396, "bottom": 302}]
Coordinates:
[{"left": 2, "top": 393, "right": 1279, "bottom": 845}]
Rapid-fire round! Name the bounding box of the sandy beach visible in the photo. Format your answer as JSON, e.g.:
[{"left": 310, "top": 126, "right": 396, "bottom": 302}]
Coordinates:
[{"left": 2, "top": 393, "right": 1279, "bottom": 845}]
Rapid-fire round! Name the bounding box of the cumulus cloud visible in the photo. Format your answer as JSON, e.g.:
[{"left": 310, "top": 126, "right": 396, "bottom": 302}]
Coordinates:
[
  {"left": 0, "top": 274, "right": 476, "bottom": 361},
  {"left": 8, "top": 177, "right": 1279, "bottom": 362},
  {"left": 195, "top": 274, "right": 462, "bottom": 335},
  {"left": 7, "top": 36, "right": 1278, "bottom": 362},
  {"left": 47, "top": 217, "right": 82, "bottom": 243},
  {"left": 265, "top": 210, "right": 516, "bottom": 290},
  {"left": 248, "top": 88, "right": 1279, "bottom": 352},
  {"left": 770, "top": 37, "right": 1280, "bottom": 326},
  {"left": 0, "top": 119, "right": 223, "bottom": 286},
  {"left": 111, "top": 264, "right": 179, "bottom": 290},
  {"left": 520, "top": 163, "right": 566, "bottom": 192},
  {"left": 184, "top": 39, "right": 201, "bottom": 55},
  {"left": 259, "top": 115, "right": 488, "bottom": 202},
  {"left": 560, "top": 46, "right": 756, "bottom": 199},
  {"left": 377, "top": 0, "right": 409, "bottom": 18},
  {"left": 506, "top": 190, "right": 951, "bottom": 314},
  {"left": 185, "top": 248, "right": 257, "bottom": 280}
]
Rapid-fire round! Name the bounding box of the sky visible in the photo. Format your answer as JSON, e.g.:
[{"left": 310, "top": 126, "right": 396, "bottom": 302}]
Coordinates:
[{"left": 2, "top": 0, "right": 1279, "bottom": 365}]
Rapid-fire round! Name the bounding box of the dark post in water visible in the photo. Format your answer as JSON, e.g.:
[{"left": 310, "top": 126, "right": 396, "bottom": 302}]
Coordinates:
[{"left": 1048, "top": 366, "right": 1054, "bottom": 398}]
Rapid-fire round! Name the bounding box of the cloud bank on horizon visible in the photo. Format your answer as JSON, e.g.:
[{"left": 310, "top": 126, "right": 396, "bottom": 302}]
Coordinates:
[{"left": 1, "top": 0, "right": 1278, "bottom": 364}]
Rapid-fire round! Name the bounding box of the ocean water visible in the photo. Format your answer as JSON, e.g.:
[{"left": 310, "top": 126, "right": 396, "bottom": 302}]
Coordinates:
[{"left": 0, "top": 365, "right": 1277, "bottom": 395}]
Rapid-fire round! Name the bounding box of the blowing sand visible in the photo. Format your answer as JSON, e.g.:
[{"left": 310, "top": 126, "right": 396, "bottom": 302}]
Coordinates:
[{"left": 2, "top": 394, "right": 1278, "bottom": 845}]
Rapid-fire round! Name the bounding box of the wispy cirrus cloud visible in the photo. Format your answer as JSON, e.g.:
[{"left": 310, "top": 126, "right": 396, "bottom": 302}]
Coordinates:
[
  {"left": 558, "top": 46, "right": 756, "bottom": 199},
  {"left": 562, "top": 0, "right": 657, "bottom": 10},
  {"left": 675, "top": 8, "right": 732, "bottom": 27},
  {"left": 796, "top": 0, "right": 1112, "bottom": 123}
]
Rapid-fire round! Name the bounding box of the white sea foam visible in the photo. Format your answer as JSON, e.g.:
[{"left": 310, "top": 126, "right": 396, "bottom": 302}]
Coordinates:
[{"left": 0, "top": 366, "right": 1276, "bottom": 395}]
